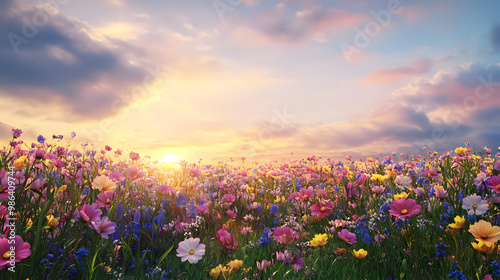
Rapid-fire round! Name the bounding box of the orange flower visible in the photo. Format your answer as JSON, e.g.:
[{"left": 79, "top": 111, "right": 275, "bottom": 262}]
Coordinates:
[
  {"left": 468, "top": 220, "right": 500, "bottom": 246},
  {"left": 91, "top": 175, "right": 117, "bottom": 192}
]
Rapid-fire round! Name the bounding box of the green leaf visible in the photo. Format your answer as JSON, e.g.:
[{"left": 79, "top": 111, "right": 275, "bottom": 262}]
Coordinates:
[{"left": 158, "top": 245, "right": 174, "bottom": 265}]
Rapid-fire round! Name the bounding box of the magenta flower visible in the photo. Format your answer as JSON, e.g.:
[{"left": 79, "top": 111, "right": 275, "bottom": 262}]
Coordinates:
[
  {"left": 273, "top": 226, "right": 297, "bottom": 245},
  {"left": 216, "top": 229, "right": 238, "bottom": 249},
  {"left": 79, "top": 203, "right": 102, "bottom": 223},
  {"left": 11, "top": 129, "right": 23, "bottom": 139},
  {"left": 310, "top": 200, "right": 334, "bottom": 219},
  {"left": 176, "top": 238, "right": 205, "bottom": 264},
  {"left": 337, "top": 229, "right": 357, "bottom": 245},
  {"left": 96, "top": 191, "right": 116, "bottom": 210},
  {"left": 389, "top": 198, "right": 422, "bottom": 219},
  {"left": 0, "top": 235, "right": 31, "bottom": 270},
  {"left": 222, "top": 194, "right": 235, "bottom": 204},
  {"left": 91, "top": 217, "right": 116, "bottom": 239},
  {"left": 488, "top": 175, "right": 500, "bottom": 193}
]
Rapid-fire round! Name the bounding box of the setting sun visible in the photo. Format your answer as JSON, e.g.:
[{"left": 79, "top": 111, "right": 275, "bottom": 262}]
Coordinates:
[{"left": 162, "top": 154, "right": 179, "bottom": 163}]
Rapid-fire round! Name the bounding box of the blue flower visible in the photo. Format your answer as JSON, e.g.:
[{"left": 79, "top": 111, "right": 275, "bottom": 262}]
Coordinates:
[
  {"left": 270, "top": 203, "right": 278, "bottom": 215},
  {"left": 37, "top": 135, "right": 46, "bottom": 143}
]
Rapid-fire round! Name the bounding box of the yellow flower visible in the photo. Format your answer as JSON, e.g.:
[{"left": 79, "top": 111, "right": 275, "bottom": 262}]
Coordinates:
[
  {"left": 471, "top": 240, "right": 495, "bottom": 255},
  {"left": 309, "top": 233, "right": 328, "bottom": 247},
  {"left": 371, "top": 174, "right": 384, "bottom": 182},
  {"left": 46, "top": 215, "right": 60, "bottom": 229},
  {"left": 209, "top": 264, "right": 224, "bottom": 278},
  {"left": 13, "top": 156, "right": 28, "bottom": 168},
  {"left": 302, "top": 214, "right": 309, "bottom": 223},
  {"left": 367, "top": 157, "right": 375, "bottom": 162},
  {"left": 394, "top": 192, "right": 408, "bottom": 200},
  {"left": 468, "top": 220, "right": 500, "bottom": 246},
  {"left": 322, "top": 166, "right": 331, "bottom": 173},
  {"left": 353, "top": 249, "right": 368, "bottom": 259},
  {"left": 455, "top": 147, "right": 467, "bottom": 155},
  {"left": 227, "top": 259, "right": 243, "bottom": 272},
  {"left": 448, "top": 216, "right": 465, "bottom": 230}
]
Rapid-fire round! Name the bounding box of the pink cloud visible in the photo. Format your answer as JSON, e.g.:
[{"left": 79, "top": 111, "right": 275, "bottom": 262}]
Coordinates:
[{"left": 364, "top": 58, "right": 435, "bottom": 84}]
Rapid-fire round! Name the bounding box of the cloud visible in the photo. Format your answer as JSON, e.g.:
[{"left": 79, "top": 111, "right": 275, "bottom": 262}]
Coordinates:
[
  {"left": 234, "top": 62, "right": 500, "bottom": 161},
  {"left": 0, "top": 2, "right": 148, "bottom": 121},
  {"left": 364, "top": 58, "right": 436, "bottom": 84},
  {"left": 231, "top": 4, "right": 368, "bottom": 46}
]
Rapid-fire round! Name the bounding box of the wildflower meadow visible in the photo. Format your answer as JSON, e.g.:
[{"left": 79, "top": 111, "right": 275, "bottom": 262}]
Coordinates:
[{"left": 1, "top": 129, "right": 500, "bottom": 280}]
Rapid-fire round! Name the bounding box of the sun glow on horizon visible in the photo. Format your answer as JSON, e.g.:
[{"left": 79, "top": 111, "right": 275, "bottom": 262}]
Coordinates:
[{"left": 163, "top": 154, "right": 179, "bottom": 164}]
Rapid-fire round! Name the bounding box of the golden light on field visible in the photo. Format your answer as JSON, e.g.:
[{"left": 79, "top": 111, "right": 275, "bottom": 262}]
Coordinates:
[{"left": 162, "top": 154, "right": 179, "bottom": 164}]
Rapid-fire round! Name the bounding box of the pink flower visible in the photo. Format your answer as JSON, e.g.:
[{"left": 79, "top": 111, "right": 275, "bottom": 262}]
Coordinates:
[
  {"left": 371, "top": 185, "right": 385, "bottom": 194},
  {"left": 91, "top": 217, "right": 116, "bottom": 239},
  {"left": 256, "top": 259, "right": 272, "bottom": 272},
  {"left": 310, "top": 200, "right": 334, "bottom": 219},
  {"left": 222, "top": 194, "right": 235, "bottom": 204},
  {"left": 389, "top": 198, "right": 422, "bottom": 219},
  {"left": 241, "top": 227, "right": 253, "bottom": 236},
  {"left": 195, "top": 204, "right": 209, "bottom": 214},
  {"left": 433, "top": 185, "right": 448, "bottom": 199},
  {"left": 96, "top": 191, "right": 116, "bottom": 210},
  {"left": 488, "top": 175, "right": 500, "bottom": 193},
  {"left": 128, "top": 166, "right": 144, "bottom": 180},
  {"left": 337, "top": 229, "right": 357, "bottom": 245},
  {"left": 157, "top": 184, "right": 172, "bottom": 194},
  {"left": 0, "top": 235, "right": 31, "bottom": 270},
  {"left": 129, "top": 151, "right": 140, "bottom": 160},
  {"left": 176, "top": 238, "right": 205, "bottom": 264},
  {"left": 216, "top": 229, "right": 238, "bottom": 249},
  {"left": 11, "top": 129, "right": 23, "bottom": 139},
  {"left": 79, "top": 203, "right": 102, "bottom": 223},
  {"left": 226, "top": 210, "right": 237, "bottom": 218},
  {"left": 273, "top": 226, "right": 297, "bottom": 245}
]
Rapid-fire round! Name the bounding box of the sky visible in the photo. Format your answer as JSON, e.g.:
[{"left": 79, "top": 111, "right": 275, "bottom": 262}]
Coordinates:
[{"left": 1, "top": 0, "right": 500, "bottom": 163}]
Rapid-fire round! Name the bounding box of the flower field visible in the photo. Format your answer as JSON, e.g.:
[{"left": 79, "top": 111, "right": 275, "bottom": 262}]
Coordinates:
[{"left": 1, "top": 129, "right": 500, "bottom": 279}]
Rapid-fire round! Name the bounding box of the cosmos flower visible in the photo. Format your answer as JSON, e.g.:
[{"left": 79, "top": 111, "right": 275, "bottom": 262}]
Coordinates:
[
  {"left": 462, "top": 194, "right": 489, "bottom": 215},
  {"left": 309, "top": 234, "right": 328, "bottom": 247},
  {"left": 91, "top": 175, "right": 117, "bottom": 193},
  {"left": 176, "top": 238, "right": 205, "bottom": 264},
  {"left": 91, "top": 217, "right": 117, "bottom": 239},
  {"left": 96, "top": 191, "right": 116, "bottom": 210},
  {"left": 79, "top": 203, "right": 102, "bottom": 223},
  {"left": 337, "top": 229, "right": 357, "bottom": 245},
  {"left": 310, "top": 200, "right": 334, "bottom": 219},
  {"left": 395, "top": 175, "right": 412, "bottom": 189},
  {"left": 468, "top": 220, "right": 500, "bottom": 246},
  {"left": 389, "top": 198, "right": 421, "bottom": 219},
  {"left": 273, "top": 226, "right": 296, "bottom": 245},
  {"left": 488, "top": 175, "right": 500, "bottom": 193},
  {"left": 0, "top": 235, "right": 31, "bottom": 270}
]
